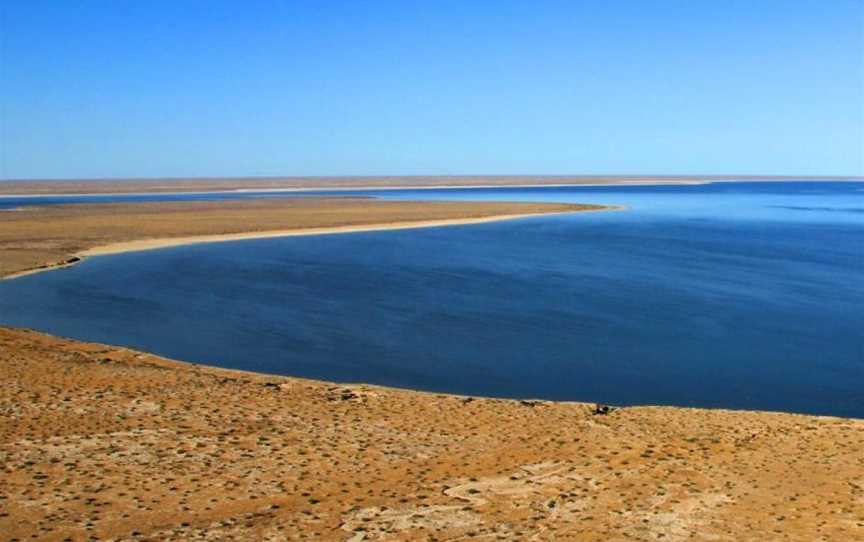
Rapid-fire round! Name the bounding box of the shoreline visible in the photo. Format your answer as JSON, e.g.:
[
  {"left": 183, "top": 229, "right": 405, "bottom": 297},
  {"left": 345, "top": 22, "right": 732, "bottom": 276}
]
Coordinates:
[
  {"left": 4, "top": 178, "right": 863, "bottom": 198},
  {"left": 2, "top": 175, "right": 864, "bottom": 198},
  {"left": 3, "top": 324, "right": 857, "bottom": 421},
  {"left": 2, "top": 325, "right": 861, "bottom": 541},
  {"left": 0, "top": 181, "right": 709, "bottom": 198},
  {"left": 1, "top": 205, "right": 623, "bottom": 280}
]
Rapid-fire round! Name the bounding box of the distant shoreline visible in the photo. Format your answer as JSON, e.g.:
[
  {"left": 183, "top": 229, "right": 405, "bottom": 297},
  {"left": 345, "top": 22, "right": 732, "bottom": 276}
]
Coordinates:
[
  {"left": 0, "top": 181, "right": 706, "bottom": 198},
  {"left": 2, "top": 205, "right": 622, "bottom": 281},
  {"left": 2, "top": 176, "right": 861, "bottom": 197}
]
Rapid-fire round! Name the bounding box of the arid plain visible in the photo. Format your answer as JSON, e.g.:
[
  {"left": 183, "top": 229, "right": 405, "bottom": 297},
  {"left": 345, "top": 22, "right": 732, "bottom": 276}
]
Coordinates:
[{"left": 0, "top": 194, "right": 862, "bottom": 541}]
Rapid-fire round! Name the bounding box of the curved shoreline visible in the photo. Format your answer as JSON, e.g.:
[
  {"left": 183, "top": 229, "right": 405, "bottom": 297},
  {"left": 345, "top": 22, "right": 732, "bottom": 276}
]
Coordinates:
[
  {"left": 2, "top": 325, "right": 862, "bottom": 541},
  {"left": 1, "top": 204, "right": 624, "bottom": 280}
]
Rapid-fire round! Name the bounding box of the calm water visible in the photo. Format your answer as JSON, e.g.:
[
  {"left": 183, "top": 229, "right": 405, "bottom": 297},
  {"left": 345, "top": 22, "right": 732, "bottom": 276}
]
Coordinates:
[{"left": 1, "top": 182, "right": 862, "bottom": 417}]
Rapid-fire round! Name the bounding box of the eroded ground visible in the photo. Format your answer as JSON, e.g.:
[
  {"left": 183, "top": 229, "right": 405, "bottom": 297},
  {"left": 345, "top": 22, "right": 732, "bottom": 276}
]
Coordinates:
[{"left": 1, "top": 327, "right": 862, "bottom": 541}]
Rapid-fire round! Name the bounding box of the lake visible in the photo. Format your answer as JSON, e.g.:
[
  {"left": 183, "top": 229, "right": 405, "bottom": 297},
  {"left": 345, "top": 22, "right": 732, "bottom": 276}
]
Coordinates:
[{"left": 1, "top": 181, "right": 862, "bottom": 417}]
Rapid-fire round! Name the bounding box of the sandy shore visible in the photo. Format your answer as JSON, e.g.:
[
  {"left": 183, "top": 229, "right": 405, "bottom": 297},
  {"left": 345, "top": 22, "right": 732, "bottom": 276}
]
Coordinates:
[
  {"left": 79, "top": 207, "right": 619, "bottom": 257},
  {"left": 3, "top": 208, "right": 617, "bottom": 280},
  {"left": 1, "top": 326, "right": 862, "bottom": 541},
  {"left": 0, "top": 198, "right": 607, "bottom": 280}
]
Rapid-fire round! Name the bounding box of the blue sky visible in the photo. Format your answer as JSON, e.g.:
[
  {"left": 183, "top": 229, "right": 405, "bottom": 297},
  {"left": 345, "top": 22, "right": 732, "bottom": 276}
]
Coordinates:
[{"left": 1, "top": 1, "right": 862, "bottom": 179}]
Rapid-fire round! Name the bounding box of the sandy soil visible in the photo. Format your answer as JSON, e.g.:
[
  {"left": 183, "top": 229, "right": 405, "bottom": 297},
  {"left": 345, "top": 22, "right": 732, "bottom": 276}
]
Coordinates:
[
  {"left": 1, "top": 327, "right": 862, "bottom": 541},
  {"left": 2, "top": 174, "right": 854, "bottom": 195},
  {"left": 0, "top": 198, "right": 601, "bottom": 279}
]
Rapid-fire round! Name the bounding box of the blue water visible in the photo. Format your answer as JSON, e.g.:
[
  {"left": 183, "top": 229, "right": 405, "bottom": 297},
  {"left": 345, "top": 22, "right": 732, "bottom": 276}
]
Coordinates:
[{"left": 1, "top": 182, "right": 862, "bottom": 417}]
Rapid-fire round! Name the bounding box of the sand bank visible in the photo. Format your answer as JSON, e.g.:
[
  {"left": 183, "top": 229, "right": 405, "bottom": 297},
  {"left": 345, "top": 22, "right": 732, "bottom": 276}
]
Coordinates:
[
  {"left": 2, "top": 210, "right": 590, "bottom": 279},
  {"left": 78, "top": 208, "right": 619, "bottom": 257},
  {"left": 0, "top": 199, "right": 617, "bottom": 280}
]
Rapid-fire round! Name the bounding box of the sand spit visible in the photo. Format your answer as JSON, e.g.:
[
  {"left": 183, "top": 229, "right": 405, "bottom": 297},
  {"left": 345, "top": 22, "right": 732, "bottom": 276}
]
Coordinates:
[
  {"left": 79, "top": 207, "right": 619, "bottom": 257},
  {"left": 3, "top": 208, "right": 617, "bottom": 281},
  {"left": 0, "top": 198, "right": 609, "bottom": 280},
  {"left": 1, "top": 326, "right": 862, "bottom": 541}
]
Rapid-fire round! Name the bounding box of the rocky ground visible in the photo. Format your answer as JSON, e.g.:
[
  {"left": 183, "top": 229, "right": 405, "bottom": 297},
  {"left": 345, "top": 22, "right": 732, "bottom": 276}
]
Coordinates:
[{"left": 1, "top": 327, "right": 862, "bottom": 541}]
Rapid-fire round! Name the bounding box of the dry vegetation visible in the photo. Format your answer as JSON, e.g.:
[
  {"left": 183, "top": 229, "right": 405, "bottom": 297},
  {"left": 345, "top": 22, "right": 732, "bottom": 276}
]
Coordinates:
[
  {"left": 0, "top": 198, "right": 595, "bottom": 278},
  {"left": 1, "top": 327, "right": 862, "bottom": 541}
]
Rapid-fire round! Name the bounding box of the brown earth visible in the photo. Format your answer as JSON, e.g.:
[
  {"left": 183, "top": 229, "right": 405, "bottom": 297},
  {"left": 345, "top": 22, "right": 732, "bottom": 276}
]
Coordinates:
[
  {"left": 1, "top": 327, "right": 862, "bottom": 541},
  {"left": 3, "top": 175, "right": 857, "bottom": 195},
  {"left": 0, "top": 198, "right": 598, "bottom": 279}
]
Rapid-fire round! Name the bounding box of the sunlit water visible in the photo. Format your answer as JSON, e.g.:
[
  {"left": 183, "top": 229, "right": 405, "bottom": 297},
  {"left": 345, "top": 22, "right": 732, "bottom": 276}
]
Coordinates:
[{"left": 1, "top": 182, "right": 861, "bottom": 417}]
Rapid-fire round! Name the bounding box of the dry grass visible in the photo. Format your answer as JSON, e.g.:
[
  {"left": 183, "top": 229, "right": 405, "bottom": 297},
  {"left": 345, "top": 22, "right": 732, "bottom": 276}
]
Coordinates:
[{"left": 1, "top": 327, "right": 862, "bottom": 541}]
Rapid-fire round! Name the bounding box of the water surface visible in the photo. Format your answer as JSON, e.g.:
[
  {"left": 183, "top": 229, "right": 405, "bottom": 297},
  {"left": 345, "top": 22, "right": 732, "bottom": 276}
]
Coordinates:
[{"left": 1, "top": 182, "right": 861, "bottom": 417}]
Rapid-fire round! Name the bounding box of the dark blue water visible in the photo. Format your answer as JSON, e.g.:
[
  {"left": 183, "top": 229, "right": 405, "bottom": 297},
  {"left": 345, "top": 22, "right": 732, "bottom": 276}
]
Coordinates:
[{"left": 1, "top": 182, "right": 862, "bottom": 417}]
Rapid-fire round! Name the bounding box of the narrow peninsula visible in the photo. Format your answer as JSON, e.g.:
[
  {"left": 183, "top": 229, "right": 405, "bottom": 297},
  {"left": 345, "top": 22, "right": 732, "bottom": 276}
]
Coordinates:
[{"left": 0, "top": 198, "right": 606, "bottom": 279}]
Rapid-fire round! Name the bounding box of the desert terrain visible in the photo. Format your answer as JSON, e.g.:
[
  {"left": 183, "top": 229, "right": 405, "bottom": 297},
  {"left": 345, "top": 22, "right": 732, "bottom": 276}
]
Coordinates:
[
  {"left": 1, "top": 327, "right": 862, "bottom": 541},
  {"left": 0, "top": 198, "right": 597, "bottom": 279}
]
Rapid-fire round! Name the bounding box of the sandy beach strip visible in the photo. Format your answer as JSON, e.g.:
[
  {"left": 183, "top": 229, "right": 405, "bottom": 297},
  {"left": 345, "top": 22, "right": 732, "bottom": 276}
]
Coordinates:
[
  {"left": 2, "top": 209, "right": 611, "bottom": 280},
  {"left": 0, "top": 198, "right": 617, "bottom": 280},
  {"left": 78, "top": 208, "right": 621, "bottom": 256}
]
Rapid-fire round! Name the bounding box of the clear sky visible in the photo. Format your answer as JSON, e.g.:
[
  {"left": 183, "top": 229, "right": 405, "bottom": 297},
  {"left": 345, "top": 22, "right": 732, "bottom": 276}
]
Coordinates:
[{"left": 1, "top": 1, "right": 862, "bottom": 179}]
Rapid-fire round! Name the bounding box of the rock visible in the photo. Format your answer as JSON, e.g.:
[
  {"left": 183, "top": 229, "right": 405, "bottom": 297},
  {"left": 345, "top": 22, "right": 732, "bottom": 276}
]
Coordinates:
[{"left": 592, "top": 403, "right": 614, "bottom": 415}]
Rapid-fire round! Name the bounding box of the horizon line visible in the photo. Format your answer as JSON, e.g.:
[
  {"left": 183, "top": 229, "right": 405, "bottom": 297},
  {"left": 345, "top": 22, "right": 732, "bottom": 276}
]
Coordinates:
[{"left": 2, "top": 173, "right": 863, "bottom": 183}]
